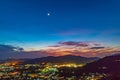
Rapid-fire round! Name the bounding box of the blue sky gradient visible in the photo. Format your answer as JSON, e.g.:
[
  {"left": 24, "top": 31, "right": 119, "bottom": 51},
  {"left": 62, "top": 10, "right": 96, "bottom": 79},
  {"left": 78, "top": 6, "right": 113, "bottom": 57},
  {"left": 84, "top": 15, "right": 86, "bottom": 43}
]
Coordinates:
[{"left": 0, "top": 0, "right": 120, "bottom": 59}]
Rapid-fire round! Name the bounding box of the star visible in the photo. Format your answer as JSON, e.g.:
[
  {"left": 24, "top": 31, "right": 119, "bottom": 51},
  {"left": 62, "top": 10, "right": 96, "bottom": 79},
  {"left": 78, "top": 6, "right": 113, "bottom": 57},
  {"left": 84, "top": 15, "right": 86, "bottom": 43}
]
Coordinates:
[{"left": 47, "top": 13, "right": 50, "bottom": 16}]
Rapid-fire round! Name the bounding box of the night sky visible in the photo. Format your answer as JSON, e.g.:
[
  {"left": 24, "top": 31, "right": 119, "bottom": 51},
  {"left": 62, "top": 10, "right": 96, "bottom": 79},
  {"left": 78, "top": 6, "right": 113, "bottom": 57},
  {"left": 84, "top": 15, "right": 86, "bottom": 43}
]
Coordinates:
[{"left": 0, "top": 0, "right": 120, "bottom": 59}]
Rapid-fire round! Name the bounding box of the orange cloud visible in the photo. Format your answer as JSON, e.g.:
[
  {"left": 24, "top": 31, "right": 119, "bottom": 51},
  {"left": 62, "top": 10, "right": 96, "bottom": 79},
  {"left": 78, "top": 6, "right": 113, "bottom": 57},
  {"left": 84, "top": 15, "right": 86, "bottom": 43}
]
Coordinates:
[
  {"left": 42, "top": 41, "right": 120, "bottom": 57},
  {"left": 0, "top": 41, "right": 120, "bottom": 59}
]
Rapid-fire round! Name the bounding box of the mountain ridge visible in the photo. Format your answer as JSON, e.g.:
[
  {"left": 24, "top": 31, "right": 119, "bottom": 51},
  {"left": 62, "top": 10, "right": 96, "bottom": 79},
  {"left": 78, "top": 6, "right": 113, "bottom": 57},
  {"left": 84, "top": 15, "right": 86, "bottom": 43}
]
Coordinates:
[{"left": 23, "top": 55, "right": 99, "bottom": 64}]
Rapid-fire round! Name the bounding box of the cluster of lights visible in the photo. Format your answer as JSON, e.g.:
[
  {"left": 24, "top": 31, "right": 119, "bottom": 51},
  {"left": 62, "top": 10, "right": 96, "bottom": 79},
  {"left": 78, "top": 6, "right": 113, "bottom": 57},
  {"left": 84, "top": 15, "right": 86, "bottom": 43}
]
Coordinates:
[
  {"left": 0, "top": 62, "right": 109, "bottom": 80},
  {"left": 54, "top": 63, "right": 84, "bottom": 68}
]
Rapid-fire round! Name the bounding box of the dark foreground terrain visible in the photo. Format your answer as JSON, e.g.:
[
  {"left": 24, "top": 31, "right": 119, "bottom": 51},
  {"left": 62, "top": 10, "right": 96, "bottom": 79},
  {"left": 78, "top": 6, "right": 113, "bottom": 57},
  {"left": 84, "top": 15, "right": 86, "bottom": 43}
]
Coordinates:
[{"left": 0, "top": 55, "right": 119, "bottom": 80}]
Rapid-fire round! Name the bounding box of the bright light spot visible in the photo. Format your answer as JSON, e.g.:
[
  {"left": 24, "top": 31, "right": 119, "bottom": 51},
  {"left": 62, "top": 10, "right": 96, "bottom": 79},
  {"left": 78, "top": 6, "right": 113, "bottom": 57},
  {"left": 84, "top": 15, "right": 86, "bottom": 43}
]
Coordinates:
[{"left": 47, "top": 13, "right": 50, "bottom": 16}]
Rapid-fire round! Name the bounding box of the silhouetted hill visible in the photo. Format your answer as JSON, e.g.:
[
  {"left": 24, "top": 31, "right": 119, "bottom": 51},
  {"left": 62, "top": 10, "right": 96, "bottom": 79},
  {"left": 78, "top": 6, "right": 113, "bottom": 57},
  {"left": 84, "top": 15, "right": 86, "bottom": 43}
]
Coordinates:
[
  {"left": 0, "top": 58, "right": 30, "bottom": 64},
  {"left": 83, "top": 54, "right": 120, "bottom": 73},
  {"left": 23, "top": 55, "right": 99, "bottom": 64},
  {"left": 57, "top": 54, "right": 120, "bottom": 79}
]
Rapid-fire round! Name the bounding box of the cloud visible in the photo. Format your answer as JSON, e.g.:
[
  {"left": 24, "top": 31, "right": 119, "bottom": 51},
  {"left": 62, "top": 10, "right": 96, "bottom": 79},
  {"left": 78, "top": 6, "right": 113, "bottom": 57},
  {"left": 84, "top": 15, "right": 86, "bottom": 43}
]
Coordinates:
[
  {"left": 58, "top": 41, "right": 89, "bottom": 47},
  {"left": 48, "top": 45, "right": 60, "bottom": 47},
  {"left": 49, "top": 41, "right": 103, "bottom": 48},
  {"left": 93, "top": 43, "right": 101, "bottom": 46},
  {"left": 90, "top": 47, "right": 105, "bottom": 49},
  {"left": 46, "top": 41, "right": 120, "bottom": 57},
  {"left": 0, "top": 41, "right": 120, "bottom": 59},
  {"left": 0, "top": 44, "right": 24, "bottom": 52},
  {"left": 0, "top": 44, "right": 24, "bottom": 59}
]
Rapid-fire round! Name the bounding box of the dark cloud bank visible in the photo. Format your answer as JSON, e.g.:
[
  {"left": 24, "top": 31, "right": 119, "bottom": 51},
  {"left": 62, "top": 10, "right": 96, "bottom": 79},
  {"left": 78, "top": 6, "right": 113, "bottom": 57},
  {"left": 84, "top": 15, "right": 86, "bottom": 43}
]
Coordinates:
[{"left": 0, "top": 41, "right": 119, "bottom": 59}]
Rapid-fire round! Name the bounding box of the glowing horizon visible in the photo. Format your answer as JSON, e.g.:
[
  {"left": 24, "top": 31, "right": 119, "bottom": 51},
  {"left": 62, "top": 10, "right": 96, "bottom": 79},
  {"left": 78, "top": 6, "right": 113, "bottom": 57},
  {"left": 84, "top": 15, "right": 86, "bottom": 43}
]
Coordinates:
[{"left": 0, "top": 0, "right": 120, "bottom": 59}]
